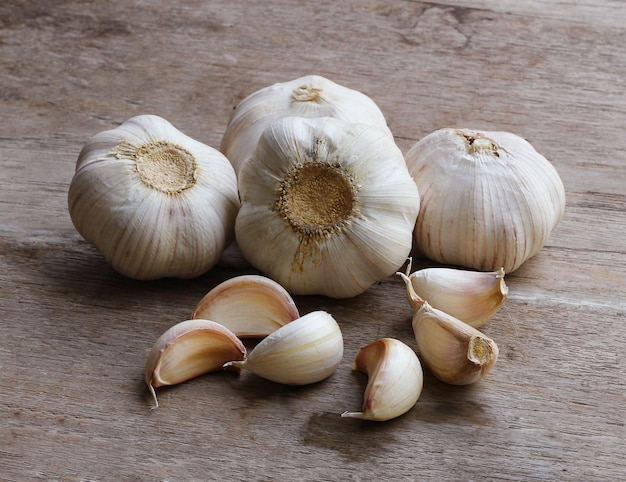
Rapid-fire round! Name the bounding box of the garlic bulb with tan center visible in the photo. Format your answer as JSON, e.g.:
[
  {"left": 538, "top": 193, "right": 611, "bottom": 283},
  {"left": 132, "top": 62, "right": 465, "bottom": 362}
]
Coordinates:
[
  {"left": 68, "top": 115, "right": 240, "bottom": 280},
  {"left": 220, "top": 74, "right": 393, "bottom": 175},
  {"left": 405, "top": 128, "right": 566, "bottom": 273},
  {"left": 235, "top": 116, "right": 420, "bottom": 298}
]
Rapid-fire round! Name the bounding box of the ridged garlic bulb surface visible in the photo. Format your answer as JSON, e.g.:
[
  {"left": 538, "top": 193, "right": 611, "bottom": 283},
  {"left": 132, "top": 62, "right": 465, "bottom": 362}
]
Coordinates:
[
  {"left": 220, "top": 74, "right": 393, "bottom": 174},
  {"left": 68, "top": 115, "right": 240, "bottom": 280},
  {"left": 235, "top": 116, "right": 420, "bottom": 298},
  {"left": 405, "top": 128, "right": 566, "bottom": 273}
]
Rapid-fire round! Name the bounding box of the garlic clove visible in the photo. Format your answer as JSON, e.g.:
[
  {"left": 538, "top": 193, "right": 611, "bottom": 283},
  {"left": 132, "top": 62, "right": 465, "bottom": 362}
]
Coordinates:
[
  {"left": 145, "top": 319, "right": 246, "bottom": 408},
  {"left": 341, "top": 338, "right": 423, "bottom": 421},
  {"left": 68, "top": 114, "right": 240, "bottom": 280},
  {"left": 398, "top": 272, "right": 499, "bottom": 385},
  {"left": 235, "top": 116, "right": 420, "bottom": 298},
  {"left": 221, "top": 74, "right": 394, "bottom": 174},
  {"left": 405, "top": 128, "right": 566, "bottom": 273},
  {"left": 407, "top": 265, "right": 508, "bottom": 328},
  {"left": 191, "top": 274, "right": 300, "bottom": 337},
  {"left": 224, "top": 310, "right": 343, "bottom": 385}
]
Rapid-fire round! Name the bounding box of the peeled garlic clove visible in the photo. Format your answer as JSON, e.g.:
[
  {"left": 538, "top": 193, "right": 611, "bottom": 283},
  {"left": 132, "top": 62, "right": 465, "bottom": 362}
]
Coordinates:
[
  {"left": 341, "top": 338, "right": 423, "bottom": 422},
  {"left": 145, "top": 319, "right": 246, "bottom": 408},
  {"left": 221, "top": 74, "right": 394, "bottom": 174},
  {"left": 408, "top": 266, "right": 508, "bottom": 328},
  {"left": 398, "top": 272, "right": 499, "bottom": 385},
  {"left": 191, "top": 274, "right": 299, "bottom": 337},
  {"left": 405, "top": 128, "right": 566, "bottom": 273},
  {"left": 225, "top": 311, "right": 343, "bottom": 385},
  {"left": 235, "top": 116, "right": 420, "bottom": 298},
  {"left": 68, "top": 115, "right": 240, "bottom": 280}
]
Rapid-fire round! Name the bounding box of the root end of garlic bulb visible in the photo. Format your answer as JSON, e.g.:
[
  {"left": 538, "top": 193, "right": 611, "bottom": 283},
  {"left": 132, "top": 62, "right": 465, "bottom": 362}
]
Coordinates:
[{"left": 467, "top": 335, "right": 497, "bottom": 366}]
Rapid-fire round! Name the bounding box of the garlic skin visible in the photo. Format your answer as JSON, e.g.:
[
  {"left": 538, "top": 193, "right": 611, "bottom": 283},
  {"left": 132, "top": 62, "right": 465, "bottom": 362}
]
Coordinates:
[
  {"left": 405, "top": 128, "right": 566, "bottom": 273},
  {"left": 235, "top": 116, "right": 420, "bottom": 298},
  {"left": 398, "top": 272, "right": 499, "bottom": 385},
  {"left": 192, "top": 274, "right": 299, "bottom": 337},
  {"left": 145, "top": 319, "right": 246, "bottom": 408},
  {"left": 225, "top": 311, "right": 343, "bottom": 385},
  {"left": 408, "top": 266, "right": 508, "bottom": 328},
  {"left": 342, "top": 338, "right": 423, "bottom": 421},
  {"left": 68, "top": 115, "right": 240, "bottom": 280},
  {"left": 220, "top": 74, "right": 393, "bottom": 174}
]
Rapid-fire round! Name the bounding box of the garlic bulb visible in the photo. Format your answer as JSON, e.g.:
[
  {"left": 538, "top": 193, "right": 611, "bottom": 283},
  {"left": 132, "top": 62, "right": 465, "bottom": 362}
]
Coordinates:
[
  {"left": 68, "top": 115, "right": 240, "bottom": 280},
  {"left": 192, "top": 274, "right": 299, "bottom": 337},
  {"left": 220, "top": 74, "right": 393, "bottom": 174},
  {"left": 398, "top": 272, "right": 499, "bottom": 385},
  {"left": 145, "top": 319, "right": 246, "bottom": 408},
  {"left": 235, "top": 116, "right": 420, "bottom": 298},
  {"left": 407, "top": 265, "right": 508, "bottom": 328},
  {"left": 342, "top": 338, "right": 423, "bottom": 421},
  {"left": 225, "top": 311, "right": 343, "bottom": 385},
  {"left": 405, "top": 128, "right": 566, "bottom": 273}
]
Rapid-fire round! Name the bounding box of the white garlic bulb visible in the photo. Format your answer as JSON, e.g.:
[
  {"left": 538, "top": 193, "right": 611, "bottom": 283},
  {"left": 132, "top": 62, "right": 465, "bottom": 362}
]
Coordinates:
[
  {"left": 405, "top": 128, "right": 566, "bottom": 273},
  {"left": 68, "top": 115, "right": 240, "bottom": 280},
  {"left": 225, "top": 311, "right": 343, "bottom": 385},
  {"left": 220, "top": 74, "right": 393, "bottom": 174},
  {"left": 235, "top": 116, "right": 421, "bottom": 298}
]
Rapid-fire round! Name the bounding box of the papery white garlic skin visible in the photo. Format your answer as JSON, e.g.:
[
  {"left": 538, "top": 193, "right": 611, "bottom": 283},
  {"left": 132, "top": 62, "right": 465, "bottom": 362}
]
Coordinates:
[
  {"left": 341, "top": 338, "right": 423, "bottom": 421},
  {"left": 225, "top": 311, "right": 343, "bottom": 385},
  {"left": 235, "top": 116, "right": 420, "bottom": 298},
  {"left": 405, "top": 128, "right": 566, "bottom": 273},
  {"left": 145, "top": 319, "right": 246, "bottom": 408},
  {"left": 68, "top": 114, "right": 240, "bottom": 280},
  {"left": 191, "top": 274, "right": 299, "bottom": 337},
  {"left": 398, "top": 272, "right": 499, "bottom": 385},
  {"left": 221, "top": 74, "right": 393, "bottom": 174},
  {"left": 408, "top": 266, "right": 508, "bottom": 328}
]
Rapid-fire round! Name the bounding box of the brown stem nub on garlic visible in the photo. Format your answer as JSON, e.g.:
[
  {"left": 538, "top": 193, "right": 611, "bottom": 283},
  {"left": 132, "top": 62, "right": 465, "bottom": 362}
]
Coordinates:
[
  {"left": 192, "top": 275, "right": 299, "bottom": 338},
  {"left": 145, "top": 319, "right": 245, "bottom": 408},
  {"left": 397, "top": 271, "right": 499, "bottom": 385},
  {"left": 341, "top": 338, "right": 423, "bottom": 421}
]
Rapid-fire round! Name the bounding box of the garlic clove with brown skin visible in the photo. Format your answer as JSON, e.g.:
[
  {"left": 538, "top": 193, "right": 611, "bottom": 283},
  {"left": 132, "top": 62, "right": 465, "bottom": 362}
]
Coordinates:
[
  {"left": 235, "top": 116, "right": 420, "bottom": 298},
  {"left": 224, "top": 311, "right": 343, "bottom": 385},
  {"left": 342, "top": 338, "right": 423, "bottom": 422},
  {"left": 398, "top": 271, "right": 499, "bottom": 385},
  {"left": 406, "top": 263, "right": 508, "bottom": 328},
  {"left": 191, "top": 274, "right": 299, "bottom": 338},
  {"left": 405, "top": 128, "right": 566, "bottom": 273},
  {"left": 68, "top": 115, "right": 240, "bottom": 280},
  {"left": 220, "top": 74, "right": 394, "bottom": 175},
  {"left": 145, "top": 319, "right": 246, "bottom": 408}
]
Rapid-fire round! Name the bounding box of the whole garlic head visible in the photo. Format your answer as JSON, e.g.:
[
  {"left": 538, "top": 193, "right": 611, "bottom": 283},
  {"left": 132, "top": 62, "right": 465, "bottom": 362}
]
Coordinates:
[
  {"left": 68, "top": 115, "right": 240, "bottom": 280},
  {"left": 220, "top": 74, "right": 393, "bottom": 174},
  {"left": 405, "top": 128, "right": 566, "bottom": 273},
  {"left": 235, "top": 116, "right": 420, "bottom": 298}
]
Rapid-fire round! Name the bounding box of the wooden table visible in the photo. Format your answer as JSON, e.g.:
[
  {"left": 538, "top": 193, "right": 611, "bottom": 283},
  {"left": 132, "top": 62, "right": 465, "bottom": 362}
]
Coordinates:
[{"left": 2, "top": 1, "right": 624, "bottom": 480}]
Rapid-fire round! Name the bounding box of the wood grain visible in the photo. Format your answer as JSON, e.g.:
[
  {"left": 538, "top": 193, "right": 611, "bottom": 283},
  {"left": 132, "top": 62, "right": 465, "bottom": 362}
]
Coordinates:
[{"left": 1, "top": 1, "right": 625, "bottom": 480}]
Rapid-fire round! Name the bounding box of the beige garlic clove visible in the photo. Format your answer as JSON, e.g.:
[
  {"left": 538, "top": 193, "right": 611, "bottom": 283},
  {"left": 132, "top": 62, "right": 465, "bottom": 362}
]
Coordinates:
[
  {"left": 405, "top": 128, "right": 566, "bottom": 273},
  {"left": 220, "top": 74, "right": 393, "bottom": 175},
  {"left": 225, "top": 311, "right": 343, "bottom": 385},
  {"left": 398, "top": 272, "right": 499, "bottom": 385},
  {"left": 192, "top": 275, "right": 299, "bottom": 338},
  {"left": 235, "top": 116, "right": 420, "bottom": 298},
  {"left": 145, "top": 319, "right": 246, "bottom": 408},
  {"left": 342, "top": 338, "right": 423, "bottom": 422},
  {"left": 68, "top": 115, "right": 240, "bottom": 280},
  {"left": 406, "top": 263, "right": 508, "bottom": 328}
]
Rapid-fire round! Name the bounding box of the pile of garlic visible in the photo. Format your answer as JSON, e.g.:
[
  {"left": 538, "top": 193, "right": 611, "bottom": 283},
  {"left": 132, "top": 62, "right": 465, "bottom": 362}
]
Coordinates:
[{"left": 66, "top": 74, "right": 566, "bottom": 421}]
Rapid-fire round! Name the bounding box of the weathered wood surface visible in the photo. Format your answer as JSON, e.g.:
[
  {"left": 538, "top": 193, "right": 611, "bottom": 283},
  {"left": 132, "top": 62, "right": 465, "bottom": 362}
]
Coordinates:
[{"left": 1, "top": 1, "right": 625, "bottom": 480}]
